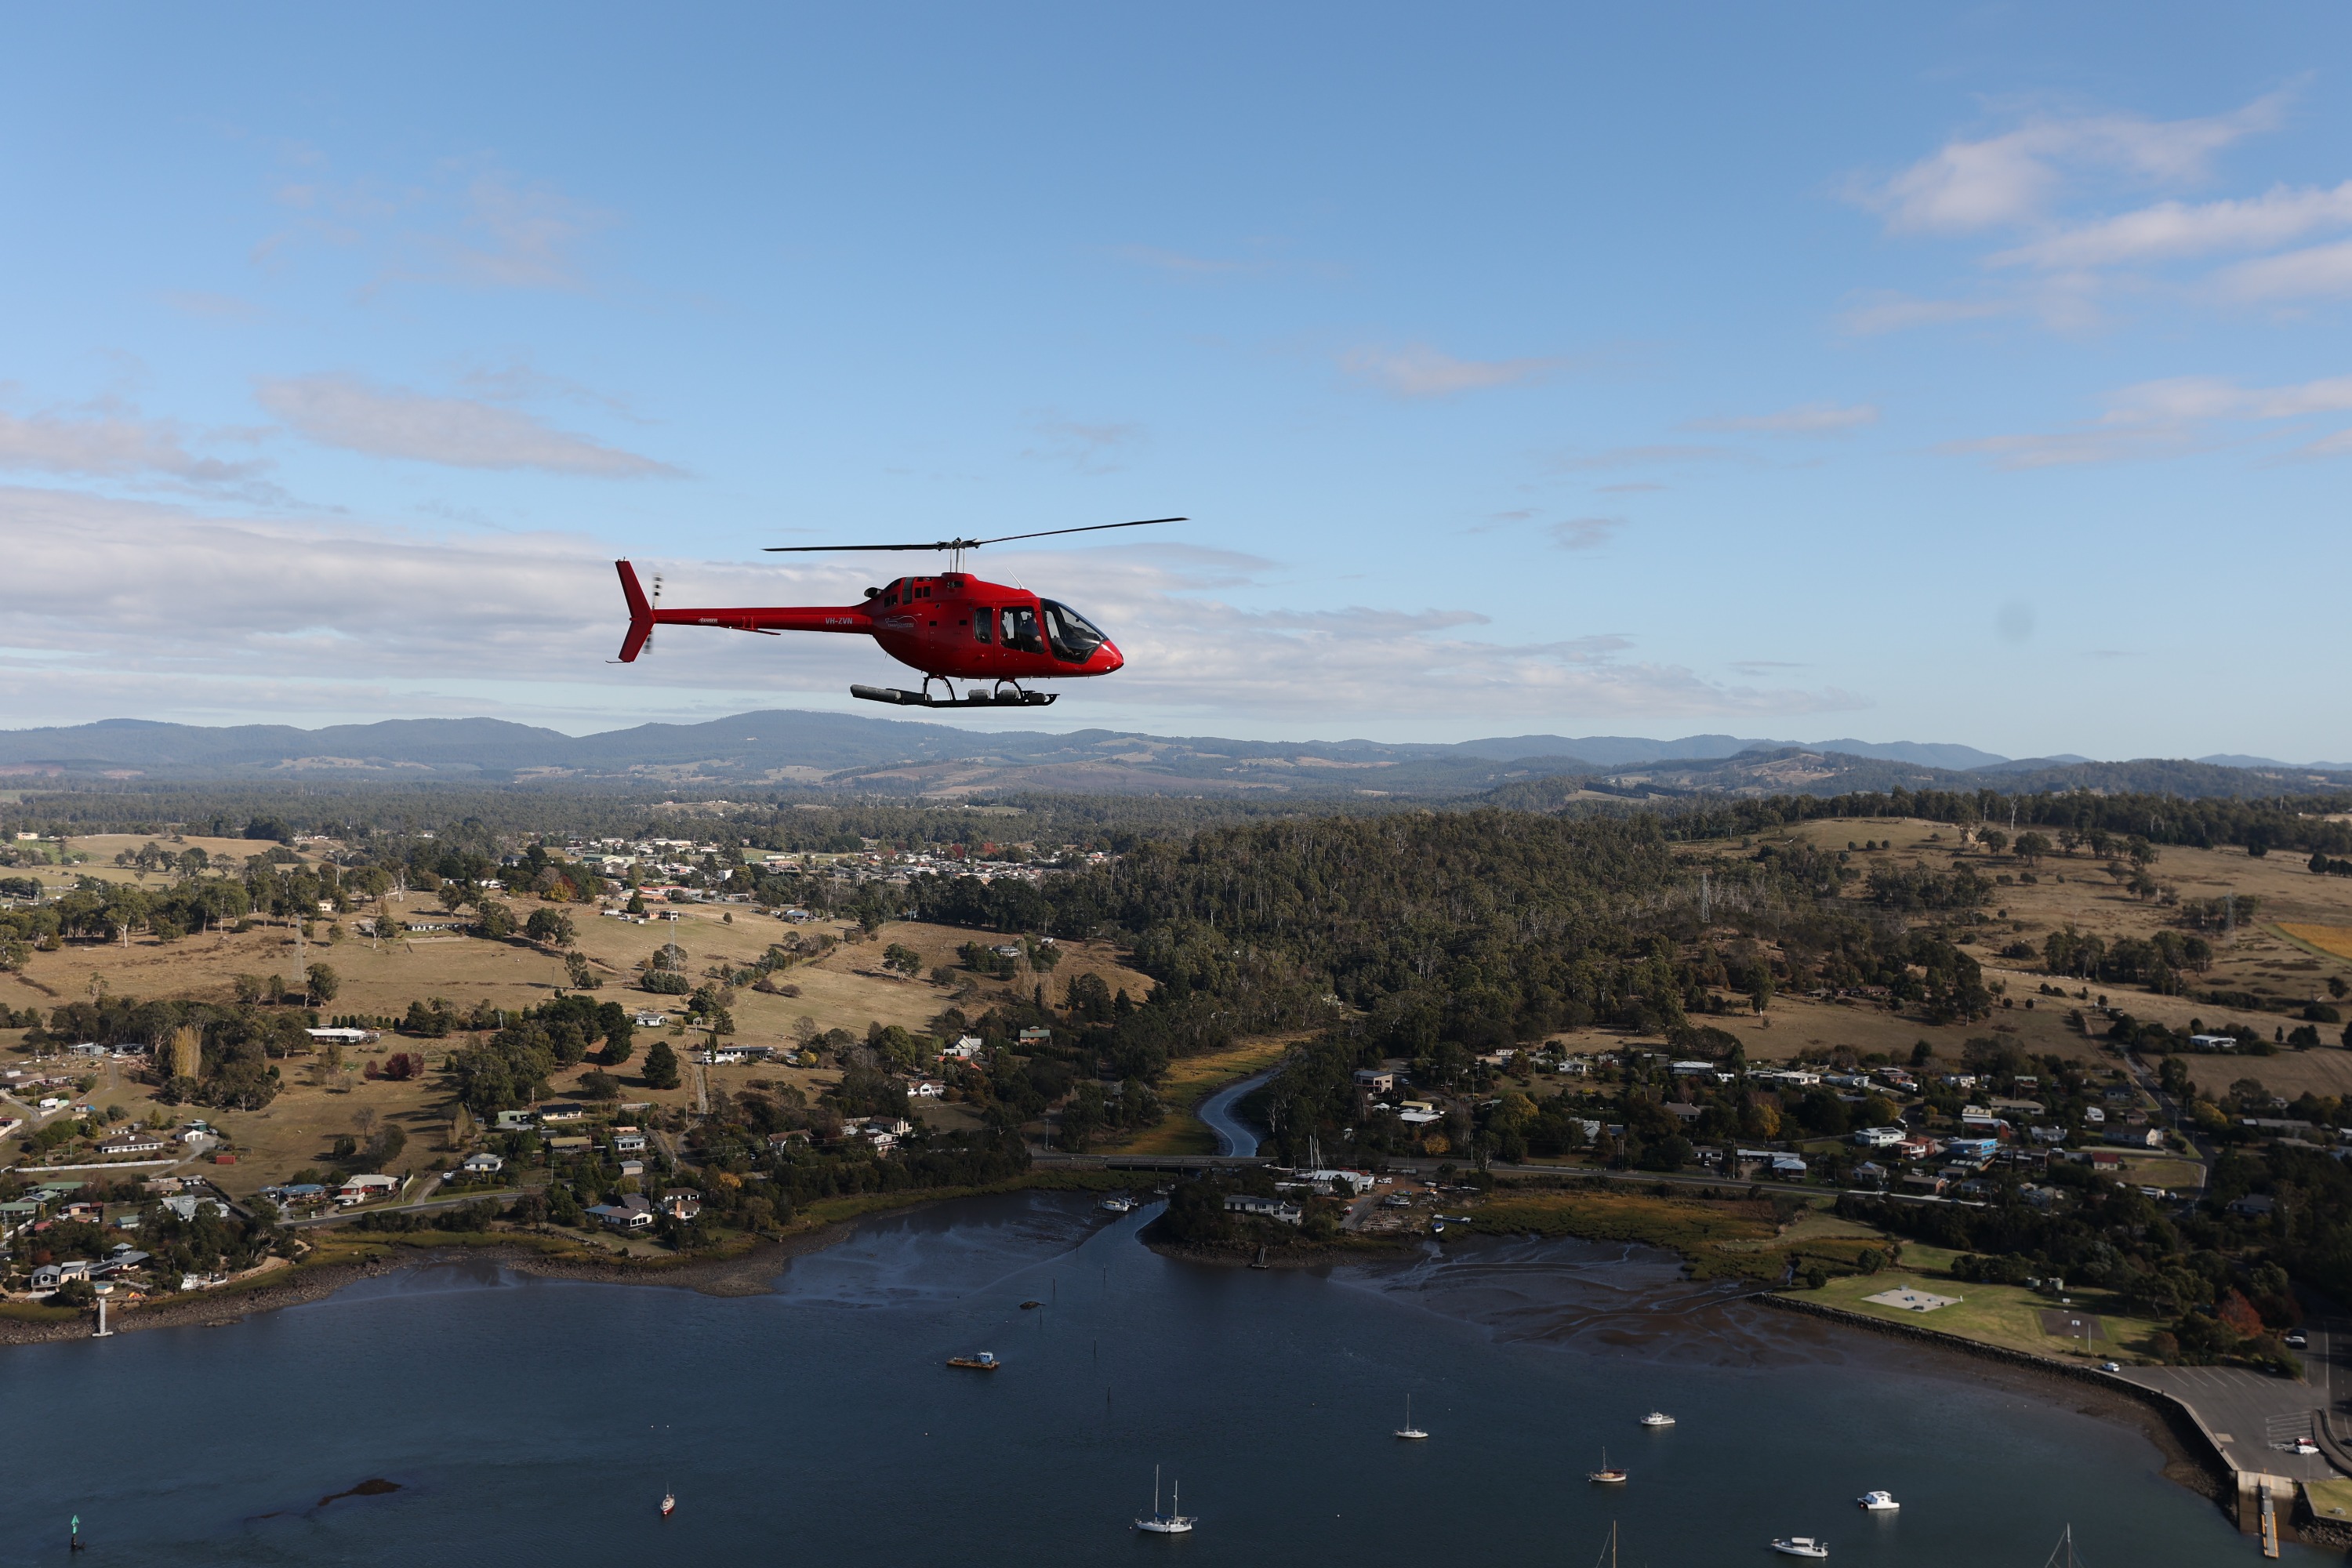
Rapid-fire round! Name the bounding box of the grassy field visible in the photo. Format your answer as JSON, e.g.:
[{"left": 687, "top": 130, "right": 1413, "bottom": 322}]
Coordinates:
[
  {"left": 1094, "top": 1036, "right": 1298, "bottom": 1156},
  {"left": 4, "top": 895, "right": 1150, "bottom": 1193},
  {"left": 1454, "top": 1186, "right": 1902, "bottom": 1283},
  {"left": 2276, "top": 922, "right": 2352, "bottom": 964},
  {"left": 2304, "top": 1477, "right": 2352, "bottom": 1523},
  {"left": 1801, "top": 1241, "right": 2169, "bottom": 1362}
]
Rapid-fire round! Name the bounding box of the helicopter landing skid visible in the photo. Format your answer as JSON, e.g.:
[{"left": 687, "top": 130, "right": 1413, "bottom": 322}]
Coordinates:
[{"left": 851, "top": 683, "right": 1057, "bottom": 709}]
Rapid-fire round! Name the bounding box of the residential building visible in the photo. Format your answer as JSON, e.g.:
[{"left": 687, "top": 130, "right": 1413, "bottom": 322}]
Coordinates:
[
  {"left": 588, "top": 1194, "right": 657, "bottom": 1231},
  {"left": 336, "top": 1174, "right": 401, "bottom": 1207}
]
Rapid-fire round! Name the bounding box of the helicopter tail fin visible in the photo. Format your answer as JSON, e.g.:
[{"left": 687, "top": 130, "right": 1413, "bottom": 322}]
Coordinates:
[{"left": 616, "top": 561, "right": 655, "bottom": 662}]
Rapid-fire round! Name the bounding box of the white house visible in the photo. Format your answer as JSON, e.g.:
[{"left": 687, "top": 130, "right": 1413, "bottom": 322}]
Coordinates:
[
  {"left": 336, "top": 1174, "right": 401, "bottom": 1207},
  {"left": 1850, "top": 1126, "right": 1906, "bottom": 1149},
  {"left": 460, "top": 1152, "right": 505, "bottom": 1176},
  {"left": 906, "top": 1079, "right": 946, "bottom": 1098}
]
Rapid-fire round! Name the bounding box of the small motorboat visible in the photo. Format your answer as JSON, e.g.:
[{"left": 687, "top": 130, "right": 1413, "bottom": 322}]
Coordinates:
[
  {"left": 1857, "top": 1490, "right": 1898, "bottom": 1512},
  {"left": 659, "top": 1488, "right": 675, "bottom": 1518},
  {"left": 1100, "top": 1195, "right": 1137, "bottom": 1214},
  {"left": 1771, "top": 1536, "right": 1829, "bottom": 1559},
  {"left": 946, "top": 1351, "right": 1000, "bottom": 1370},
  {"left": 1019, "top": 1300, "right": 1044, "bottom": 1309},
  {"left": 1134, "top": 1465, "right": 1195, "bottom": 1534},
  {"left": 1588, "top": 1448, "right": 1628, "bottom": 1485},
  {"left": 1394, "top": 1394, "right": 1428, "bottom": 1440},
  {"left": 1640, "top": 1411, "right": 1675, "bottom": 1428}
]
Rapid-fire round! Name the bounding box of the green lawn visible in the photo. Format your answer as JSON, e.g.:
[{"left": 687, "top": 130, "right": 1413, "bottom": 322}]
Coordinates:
[
  {"left": 1802, "top": 1251, "right": 2167, "bottom": 1362},
  {"left": 1094, "top": 1038, "right": 1294, "bottom": 1156}
]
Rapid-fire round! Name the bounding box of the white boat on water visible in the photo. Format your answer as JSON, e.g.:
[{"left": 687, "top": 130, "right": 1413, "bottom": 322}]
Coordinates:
[
  {"left": 1640, "top": 1410, "right": 1675, "bottom": 1428},
  {"left": 1857, "top": 1490, "right": 1898, "bottom": 1512},
  {"left": 1395, "top": 1394, "right": 1428, "bottom": 1440},
  {"left": 1771, "top": 1537, "right": 1828, "bottom": 1559},
  {"left": 1134, "top": 1465, "right": 1195, "bottom": 1534},
  {"left": 1100, "top": 1195, "right": 1137, "bottom": 1214}
]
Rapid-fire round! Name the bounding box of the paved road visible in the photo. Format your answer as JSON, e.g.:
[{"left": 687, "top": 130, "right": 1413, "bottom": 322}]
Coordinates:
[
  {"left": 1196, "top": 1071, "right": 1274, "bottom": 1158},
  {"left": 2113, "top": 1313, "right": 2351, "bottom": 1483}
]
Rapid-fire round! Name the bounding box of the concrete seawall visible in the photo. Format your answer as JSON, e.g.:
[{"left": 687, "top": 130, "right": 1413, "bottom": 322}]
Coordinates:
[{"left": 1751, "top": 1293, "right": 2249, "bottom": 1517}]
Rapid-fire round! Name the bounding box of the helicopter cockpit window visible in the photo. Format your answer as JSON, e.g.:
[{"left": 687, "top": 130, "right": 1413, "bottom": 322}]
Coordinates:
[
  {"left": 1000, "top": 605, "right": 1044, "bottom": 654},
  {"left": 1040, "top": 600, "right": 1106, "bottom": 663}
]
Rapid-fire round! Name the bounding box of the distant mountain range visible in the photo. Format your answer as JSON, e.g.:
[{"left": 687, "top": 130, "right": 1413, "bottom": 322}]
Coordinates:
[{"left": 0, "top": 713, "right": 2347, "bottom": 801}]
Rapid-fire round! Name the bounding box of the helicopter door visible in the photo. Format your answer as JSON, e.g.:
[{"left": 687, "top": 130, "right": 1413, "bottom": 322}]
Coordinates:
[{"left": 1000, "top": 605, "right": 1044, "bottom": 654}]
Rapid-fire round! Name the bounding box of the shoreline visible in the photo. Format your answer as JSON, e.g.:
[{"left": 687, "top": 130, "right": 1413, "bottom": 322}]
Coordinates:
[
  {"left": 1750, "top": 1293, "right": 2235, "bottom": 1512},
  {"left": 0, "top": 1225, "right": 855, "bottom": 1348}
]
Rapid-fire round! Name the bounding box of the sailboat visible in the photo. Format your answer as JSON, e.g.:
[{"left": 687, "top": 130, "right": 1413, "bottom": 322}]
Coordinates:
[
  {"left": 1593, "top": 1521, "right": 1618, "bottom": 1568},
  {"left": 1588, "top": 1448, "right": 1628, "bottom": 1485},
  {"left": 1395, "top": 1394, "right": 1428, "bottom": 1439},
  {"left": 2041, "top": 1525, "right": 2085, "bottom": 1568},
  {"left": 1134, "top": 1465, "right": 1196, "bottom": 1534}
]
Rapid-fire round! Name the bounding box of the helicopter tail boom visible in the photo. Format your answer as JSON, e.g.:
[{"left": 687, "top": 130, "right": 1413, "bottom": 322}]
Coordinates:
[{"left": 615, "top": 559, "right": 874, "bottom": 662}]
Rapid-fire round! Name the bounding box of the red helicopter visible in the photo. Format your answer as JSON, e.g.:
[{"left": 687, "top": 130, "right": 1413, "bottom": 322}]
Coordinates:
[{"left": 613, "top": 517, "right": 1179, "bottom": 708}]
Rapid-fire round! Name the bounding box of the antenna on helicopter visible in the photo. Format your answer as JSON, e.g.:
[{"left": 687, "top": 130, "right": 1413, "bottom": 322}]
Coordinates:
[
  {"left": 648, "top": 575, "right": 662, "bottom": 655},
  {"left": 764, "top": 517, "right": 1183, "bottom": 574}
]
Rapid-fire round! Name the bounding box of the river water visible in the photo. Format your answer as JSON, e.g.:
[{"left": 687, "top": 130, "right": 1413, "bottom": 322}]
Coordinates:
[{"left": 2, "top": 1193, "right": 2305, "bottom": 1566}]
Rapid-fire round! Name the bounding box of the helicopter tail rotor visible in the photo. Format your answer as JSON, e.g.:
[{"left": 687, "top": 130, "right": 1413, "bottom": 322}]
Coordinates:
[{"left": 615, "top": 561, "right": 656, "bottom": 662}]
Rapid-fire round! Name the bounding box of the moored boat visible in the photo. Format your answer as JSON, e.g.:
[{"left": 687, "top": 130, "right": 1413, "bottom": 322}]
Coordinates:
[
  {"left": 946, "top": 1351, "right": 999, "bottom": 1370},
  {"left": 1640, "top": 1411, "right": 1675, "bottom": 1428},
  {"left": 1857, "top": 1490, "right": 1897, "bottom": 1512},
  {"left": 1587, "top": 1448, "right": 1627, "bottom": 1485},
  {"left": 1771, "top": 1536, "right": 1828, "bottom": 1559},
  {"left": 1394, "top": 1394, "right": 1428, "bottom": 1440},
  {"left": 659, "top": 1488, "right": 675, "bottom": 1518},
  {"left": 1134, "top": 1465, "right": 1195, "bottom": 1534}
]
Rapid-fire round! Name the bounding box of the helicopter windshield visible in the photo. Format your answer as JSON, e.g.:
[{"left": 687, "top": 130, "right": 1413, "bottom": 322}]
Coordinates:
[{"left": 1040, "top": 600, "right": 1107, "bottom": 663}]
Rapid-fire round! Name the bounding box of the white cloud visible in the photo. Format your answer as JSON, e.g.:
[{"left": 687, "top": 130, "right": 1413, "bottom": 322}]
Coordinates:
[
  {"left": 438, "top": 169, "right": 612, "bottom": 291},
  {"left": 2218, "top": 238, "right": 2352, "bottom": 300},
  {"left": 0, "top": 397, "right": 262, "bottom": 484},
  {"left": 1837, "top": 292, "right": 2016, "bottom": 336},
  {"left": 1340, "top": 343, "right": 1561, "bottom": 398},
  {"left": 1686, "top": 402, "right": 1878, "bottom": 434},
  {"left": 0, "top": 490, "right": 1857, "bottom": 730},
  {"left": 1111, "top": 245, "right": 1263, "bottom": 276},
  {"left": 1551, "top": 444, "right": 1752, "bottom": 472},
  {"left": 1021, "top": 416, "right": 1145, "bottom": 475},
  {"left": 1548, "top": 517, "right": 1624, "bottom": 551},
  {"left": 255, "top": 375, "right": 678, "bottom": 476},
  {"left": 1944, "top": 372, "right": 2352, "bottom": 467},
  {"left": 1992, "top": 181, "right": 2352, "bottom": 270},
  {"left": 1860, "top": 93, "right": 2287, "bottom": 234},
  {"left": 1849, "top": 91, "right": 2352, "bottom": 332},
  {"left": 252, "top": 160, "right": 612, "bottom": 296}
]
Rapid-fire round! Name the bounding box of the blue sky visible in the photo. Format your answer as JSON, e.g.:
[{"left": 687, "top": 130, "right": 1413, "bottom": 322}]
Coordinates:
[{"left": 3, "top": 4, "right": 2349, "bottom": 759}]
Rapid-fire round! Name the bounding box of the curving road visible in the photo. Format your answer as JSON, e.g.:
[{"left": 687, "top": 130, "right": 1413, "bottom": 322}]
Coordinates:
[{"left": 1196, "top": 1070, "right": 1274, "bottom": 1158}]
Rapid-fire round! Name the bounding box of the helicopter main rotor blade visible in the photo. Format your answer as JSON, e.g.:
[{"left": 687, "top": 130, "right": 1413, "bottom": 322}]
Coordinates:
[
  {"left": 762, "top": 539, "right": 972, "bottom": 554},
  {"left": 967, "top": 517, "right": 1185, "bottom": 547},
  {"left": 762, "top": 517, "right": 1182, "bottom": 554}
]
